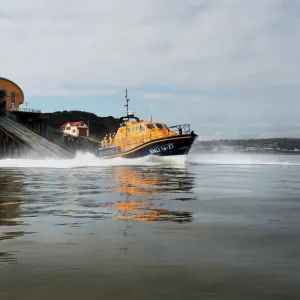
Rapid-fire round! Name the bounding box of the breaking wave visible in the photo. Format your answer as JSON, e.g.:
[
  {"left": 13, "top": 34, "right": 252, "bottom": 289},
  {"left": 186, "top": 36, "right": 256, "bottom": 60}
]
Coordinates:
[
  {"left": 0, "top": 152, "right": 187, "bottom": 169},
  {"left": 1, "top": 152, "right": 300, "bottom": 169},
  {"left": 186, "top": 153, "right": 300, "bottom": 166}
]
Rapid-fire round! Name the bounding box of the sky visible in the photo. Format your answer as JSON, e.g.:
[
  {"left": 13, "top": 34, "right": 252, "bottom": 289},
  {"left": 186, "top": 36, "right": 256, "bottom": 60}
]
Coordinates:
[{"left": 1, "top": 0, "right": 300, "bottom": 140}]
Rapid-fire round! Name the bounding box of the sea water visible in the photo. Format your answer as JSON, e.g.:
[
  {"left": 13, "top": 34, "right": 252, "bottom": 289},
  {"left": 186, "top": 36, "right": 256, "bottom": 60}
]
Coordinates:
[{"left": 0, "top": 152, "right": 300, "bottom": 299}]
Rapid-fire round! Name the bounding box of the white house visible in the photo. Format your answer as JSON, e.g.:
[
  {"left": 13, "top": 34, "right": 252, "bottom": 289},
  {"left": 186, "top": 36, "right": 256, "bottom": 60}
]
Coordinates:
[{"left": 60, "top": 121, "right": 89, "bottom": 137}]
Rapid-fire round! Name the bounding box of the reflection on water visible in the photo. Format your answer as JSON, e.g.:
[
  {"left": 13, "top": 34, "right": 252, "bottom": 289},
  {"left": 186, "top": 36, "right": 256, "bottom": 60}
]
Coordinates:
[
  {"left": 0, "top": 251, "right": 18, "bottom": 264},
  {"left": 105, "top": 199, "right": 192, "bottom": 222},
  {"left": 113, "top": 166, "right": 195, "bottom": 196},
  {"left": 1, "top": 158, "right": 300, "bottom": 299},
  {"left": 0, "top": 231, "right": 26, "bottom": 241},
  {"left": 109, "top": 166, "right": 194, "bottom": 222},
  {"left": 0, "top": 174, "right": 24, "bottom": 264},
  {"left": 0, "top": 174, "right": 24, "bottom": 242},
  {"left": 0, "top": 165, "right": 195, "bottom": 243},
  {"left": 0, "top": 165, "right": 195, "bottom": 266},
  {"left": 0, "top": 175, "right": 22, "bottom": 219}
]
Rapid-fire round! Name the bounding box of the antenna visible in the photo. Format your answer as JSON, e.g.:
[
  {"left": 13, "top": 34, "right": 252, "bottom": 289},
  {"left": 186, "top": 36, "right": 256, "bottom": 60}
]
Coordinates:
[{"left": 124, "top": 88, "right": 130, "bottom": 117}]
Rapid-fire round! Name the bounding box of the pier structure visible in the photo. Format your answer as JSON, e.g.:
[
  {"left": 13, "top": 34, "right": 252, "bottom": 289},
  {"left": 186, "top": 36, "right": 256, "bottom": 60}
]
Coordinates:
[
  {"left": 0, "top": 77, "right": 110, "bottom": 159},
  {"left": 0, "top": 126, "right": 28, "bottom": 159},
  {"left": 0, "top": 77, "right": 76, "bottom": 159}
]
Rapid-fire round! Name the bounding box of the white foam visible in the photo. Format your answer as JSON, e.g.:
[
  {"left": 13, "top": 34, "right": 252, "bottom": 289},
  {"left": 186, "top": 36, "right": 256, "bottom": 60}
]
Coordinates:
[
  {"left": 186, "top": 153, "right": 300, "bottom": 166},
  {"left": 0, "top": 152, "right": 187, "bottom": 169},
  {"left": 2, "top": 152, "right": 298, "bottom": 169}
]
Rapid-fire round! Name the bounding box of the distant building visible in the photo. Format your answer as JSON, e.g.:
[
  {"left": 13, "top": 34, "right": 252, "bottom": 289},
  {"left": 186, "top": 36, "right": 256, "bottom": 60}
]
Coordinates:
[{"left": 60, "top": 121, "right": 89, "bottom": 137}]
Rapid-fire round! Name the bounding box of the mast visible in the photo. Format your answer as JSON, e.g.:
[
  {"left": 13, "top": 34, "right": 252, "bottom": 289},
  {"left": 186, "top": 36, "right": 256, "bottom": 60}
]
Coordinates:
[
  {"left": 124, "top": 88, "right": 130, "bottom": 118},
  {"left": 119, "top": 88, "right": 140, "bottom": 124},
  {"left": 124, "top": 88, "right": 130, "bottom": 140}
]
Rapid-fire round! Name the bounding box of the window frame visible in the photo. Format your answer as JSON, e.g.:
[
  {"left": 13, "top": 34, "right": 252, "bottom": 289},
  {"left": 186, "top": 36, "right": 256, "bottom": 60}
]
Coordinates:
[{"left": 146, "top": 123, "right": 155, "bottom": 129}]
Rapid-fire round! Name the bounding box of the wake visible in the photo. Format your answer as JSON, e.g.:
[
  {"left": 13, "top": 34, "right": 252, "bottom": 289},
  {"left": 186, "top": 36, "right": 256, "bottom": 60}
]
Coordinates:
[
  {"left": 186, "top": 153, "right": 300, "bottom": 166},
  {"left": 1, "top": 152, "right": 299, "bottom": 169},
  {"left": 0, "top": 152, "right": 188, "bottom": 169}
]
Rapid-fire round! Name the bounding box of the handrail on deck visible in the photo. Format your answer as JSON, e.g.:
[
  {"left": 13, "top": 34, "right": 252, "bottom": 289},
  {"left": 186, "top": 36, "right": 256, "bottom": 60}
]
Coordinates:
[
  {"left": 168, "top": 124, "right": 191, "bottom": 135},
  {"left": 11, "top": 107, "right": 41, "bottom": 113}
]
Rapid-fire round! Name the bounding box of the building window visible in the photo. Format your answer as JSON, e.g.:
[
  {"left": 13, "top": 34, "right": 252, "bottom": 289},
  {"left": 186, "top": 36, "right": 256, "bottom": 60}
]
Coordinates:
[
  {"left": 11, "top": 92, "right": 15, "bottom": 107},
  {"left": 0, "top": 90, "right": 6, "bottom": 102},
  {"left": 66, "top": 126, "right": 71, "bottom": 130},
  {"left": 73, "top": 129, "right": 76, "bottom": 133}
]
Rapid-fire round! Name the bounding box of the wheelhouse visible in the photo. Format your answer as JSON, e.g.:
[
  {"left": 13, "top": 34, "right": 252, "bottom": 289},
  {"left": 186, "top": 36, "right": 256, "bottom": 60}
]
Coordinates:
[{"left": 110, "top": 119, "right": 175, "bottom": 152}]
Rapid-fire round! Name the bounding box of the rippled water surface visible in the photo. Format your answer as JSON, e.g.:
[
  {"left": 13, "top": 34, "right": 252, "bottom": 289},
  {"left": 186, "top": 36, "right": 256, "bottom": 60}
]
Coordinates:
[{"left": 1, "top": 153, "right": 300, "bottom": 299}]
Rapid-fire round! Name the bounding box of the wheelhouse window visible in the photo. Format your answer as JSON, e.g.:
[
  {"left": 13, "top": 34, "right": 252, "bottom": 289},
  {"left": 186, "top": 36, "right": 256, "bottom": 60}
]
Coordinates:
[
  {"left": 140, "top": 124, "right": 145, "bottom": 131},
  {"left": 146, "top": 124, "right": 155, "bottom": 129},
  {"left": 155, "top": 123, "right": 164, "bottom": 129},
  {"left": 132, "top": 127, "right": 135, "bottom": 132},
  {"left": 163, "top": 123, "right": 169, "bottom": 129},
  {"left": 127, "top": 128, "right": 130, "bottom": 132},
  {"left": 135, "top": 126, "right": 139, "bottom": 131}
]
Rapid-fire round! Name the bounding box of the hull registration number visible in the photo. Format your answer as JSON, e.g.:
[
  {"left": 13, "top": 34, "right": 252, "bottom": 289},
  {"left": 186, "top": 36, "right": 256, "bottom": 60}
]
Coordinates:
[{"left": 149, "top": 143, "right": 174, "bottom": 154}]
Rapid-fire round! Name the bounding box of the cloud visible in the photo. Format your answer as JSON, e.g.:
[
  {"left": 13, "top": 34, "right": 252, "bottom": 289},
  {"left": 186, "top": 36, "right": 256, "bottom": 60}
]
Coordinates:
[
  {"left": 142, "top": 92, "right": 175, "bottom": 100},
  {"left": 29, "top": 87, "right": 118, "bottom": 98},
  {"left": 1, "top": 0, "right": 299, "bottom": 91},
  {"left": 1, "top": 0, "right": 299, "bottom": 138}
]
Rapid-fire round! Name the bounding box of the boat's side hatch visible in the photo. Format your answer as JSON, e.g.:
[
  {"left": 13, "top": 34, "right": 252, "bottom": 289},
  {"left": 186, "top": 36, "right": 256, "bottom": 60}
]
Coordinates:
[{"left": 98, "top": 147, "right": 119, "bottom": 157}]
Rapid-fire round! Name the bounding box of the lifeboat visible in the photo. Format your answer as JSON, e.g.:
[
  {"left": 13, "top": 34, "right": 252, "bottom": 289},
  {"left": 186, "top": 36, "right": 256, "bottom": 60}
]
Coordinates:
[{"left": 97, "top": 90, "right": 198, "bottom": 159}]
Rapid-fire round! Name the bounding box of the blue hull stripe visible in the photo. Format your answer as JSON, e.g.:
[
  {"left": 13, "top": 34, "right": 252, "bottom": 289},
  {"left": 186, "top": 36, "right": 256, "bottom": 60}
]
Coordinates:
[{"left": 97, "top": 134, "right": 197, "bottom": 159}]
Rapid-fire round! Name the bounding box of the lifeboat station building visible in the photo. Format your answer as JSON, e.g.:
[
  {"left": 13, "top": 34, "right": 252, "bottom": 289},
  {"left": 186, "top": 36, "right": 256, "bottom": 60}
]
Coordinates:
[
  {"left": 0, "top": 77, "right": 45, "bottom": 133},
  {"left": 0, "top": 77, "right": 25, "bottom": 116}
]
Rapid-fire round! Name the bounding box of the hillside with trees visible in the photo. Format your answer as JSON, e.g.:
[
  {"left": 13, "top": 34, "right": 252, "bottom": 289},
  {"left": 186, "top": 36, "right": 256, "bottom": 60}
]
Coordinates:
[
  {"left": 41, "top": 110, "right": 299, "bottom": 154},
  {"left": 41, "top": 110, "right": 120, "bottom": 139}
]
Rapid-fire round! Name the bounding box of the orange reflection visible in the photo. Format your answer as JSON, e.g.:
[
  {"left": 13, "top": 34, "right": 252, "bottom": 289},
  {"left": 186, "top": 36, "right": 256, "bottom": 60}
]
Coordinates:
[
  {"left": 111, "top": 198, "right": 191, "bottom": 222},
  {"left": 107, "top": 167, "right": 193, "bottom": 223},
  {"left": 114, "top": 167, "right": 163, "bottom": 196},
  {"left": 113, "top": 200, "right": 167, "bottom": 221}
]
